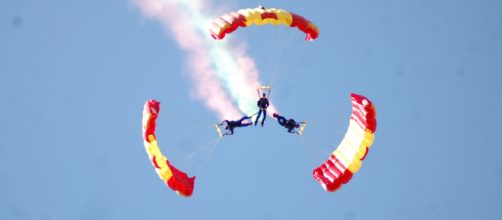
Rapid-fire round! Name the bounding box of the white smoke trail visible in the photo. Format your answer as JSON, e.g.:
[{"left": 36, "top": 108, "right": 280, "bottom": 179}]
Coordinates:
[{"left": 135, "top": 0, "right": 277, "bottom": 120}]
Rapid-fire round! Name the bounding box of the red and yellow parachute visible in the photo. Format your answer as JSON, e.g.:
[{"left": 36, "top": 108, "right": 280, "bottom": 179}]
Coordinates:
[
  {"left": 142, "top": 100, "right": 195, "bottom": 197},
  {"left": 312, "top": 93, "right": 377, "bottom": 192},
  {"left": 210, "top": 6, "right": 319, "bottom": 41}
]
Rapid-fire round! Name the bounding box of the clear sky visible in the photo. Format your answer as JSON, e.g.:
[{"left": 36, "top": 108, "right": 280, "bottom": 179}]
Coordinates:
[{"left": 1, "top": 0, "right": 502, "bottom": 219}]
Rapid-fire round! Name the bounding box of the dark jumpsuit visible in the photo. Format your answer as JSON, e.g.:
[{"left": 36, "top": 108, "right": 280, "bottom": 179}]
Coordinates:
[
  {"left": 255, "top": 98, "right": 269, "bottom": 126},
  {"left": 276, "top": 115, "right": 299, "bottom": 133},
  {"left": 223, "top": 116, "right": 252, "bottom": 135}
]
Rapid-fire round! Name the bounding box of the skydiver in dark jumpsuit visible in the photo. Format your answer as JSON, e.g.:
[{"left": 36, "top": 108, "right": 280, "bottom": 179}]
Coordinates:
[
  {"left": 219, "top": 116, "right": 253, "bottom": 136},
  {"left": 255, "top": 93, "right": 269, "bottom": 127},
  {"left": 273, "top": 113, "right": 304, "bottom": 134}
]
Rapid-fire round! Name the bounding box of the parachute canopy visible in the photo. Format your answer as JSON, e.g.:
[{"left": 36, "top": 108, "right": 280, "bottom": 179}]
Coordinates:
[
  {"left": 210, "top": 6, "right": 319, "bottom": 41},
  {"left": 142, "top": 100, "right": 196, "bottom": 197},
  {"left": 312, "top": 93, "right": 377, "bottom": 192}
]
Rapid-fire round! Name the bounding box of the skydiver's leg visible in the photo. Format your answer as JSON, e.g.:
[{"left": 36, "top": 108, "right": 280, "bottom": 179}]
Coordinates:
[
  {"left": 240, "top": 121, "right": 253, "bottom": 127},
  {"left": 238, "top": 116, "right": 251, "bottom": 124},
  {"left": 243, "top": 116, "right": 252, "bottom": 125},
  {"left": 236, "top": 115, "right": 252, "bottom": 127},
  {"left": 261, "top": 110, "right": 267, "bottom": 126},
  {"left": 243, "top": 116, "right": 252, "bottom": 123},
  {"left": 255, "top": 110, "right": 262, "bottom": 125}
]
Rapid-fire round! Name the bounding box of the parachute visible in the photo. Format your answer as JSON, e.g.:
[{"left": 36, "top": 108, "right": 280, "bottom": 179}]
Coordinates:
[
  {"left": 312, "top": 93, "right": 377, "bottom": 192},
  {"left": 142, "top": 100, "right": 195, "bottom": 197},
  {"left": 210, "top": 6, "right": 319, "bottom": 41}
]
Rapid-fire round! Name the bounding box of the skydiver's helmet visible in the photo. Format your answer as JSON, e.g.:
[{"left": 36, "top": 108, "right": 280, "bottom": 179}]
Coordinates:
[
  {"left": 273, "top": 113, "right": 278, "bottom": 118},
  {"left": 225, "top": 125, "right": 229, "bottom": 130},
  {"left": 262, "top": 93, "right": 267, "bottom": 97}
]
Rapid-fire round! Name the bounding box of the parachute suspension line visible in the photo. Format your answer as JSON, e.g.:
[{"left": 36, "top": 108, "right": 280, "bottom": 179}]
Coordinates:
[
  {"left": 166, "top": 125, "right": 218, "bottom": 169},
  {"left": 268, "top": 28, "right": 295, "bottom": 88},
  {"left": 252, "top": 20, "right": 279, "bottom": 86},
  {"left": 261, "top": 22, "right": 284, "bottom": 85},
  {"left": 306, "top": 107, "right": 349, "bottom": 137},
  {"left": 301, "top": 132, "right": 336, "bottom": 151},
  {"left": 184, "top": 136, "right": 220, "bottom": 161},
  {"left": 308, "top": 101, "right": 349, "bottom": 125},
  {"left": 180, "top": 125, "right": 217, "bottom": 142},
  {"left": 193, "top": 137, "right": 221, "bottom": 176},
  {"left": 180, "top": 136, "right": 220, "bottom": 175},
  {"left": 298, "top": 135, "right": 323, "bottom": 163},
  {"left": 308, "top": 121, "right": 346, "bottom": 138},
  {"left": 270, "top": 28, "right": 306, "bottom": 89},
  {"left": 307, "top": 110, "right": 340, "bottom": 125},
  {"left": 267, "top": 27, "right": 285, "bottom": 85},
  {"left": 262, "top": 21, "right": 276, "bottom": 75}
]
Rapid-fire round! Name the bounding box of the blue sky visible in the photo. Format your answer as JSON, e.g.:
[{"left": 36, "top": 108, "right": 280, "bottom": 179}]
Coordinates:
[{"left": 1, "top": 0, "right": 502, "bottom": 219}]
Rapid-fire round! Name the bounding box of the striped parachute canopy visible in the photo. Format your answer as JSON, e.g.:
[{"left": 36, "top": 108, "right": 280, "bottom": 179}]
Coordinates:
[
  {"left": 142, "top": 100, "right": 195, "bottom": 197},
  {"left": 312, "top": 93, "right": 377, "bottom": 192},
  {"left": 209, "top": 6, "right": 319, "bottom": 41}
]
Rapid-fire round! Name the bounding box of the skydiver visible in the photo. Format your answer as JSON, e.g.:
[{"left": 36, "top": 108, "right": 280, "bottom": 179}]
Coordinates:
[
  {"left": 255, "top": 92, "right": 270, "bottom": 127},
  {"left": 218, "top": 116, "right": 253, "bottom": 136},
  {"left": 273, "top": 113, "right": 306, "bottom": 134}
]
